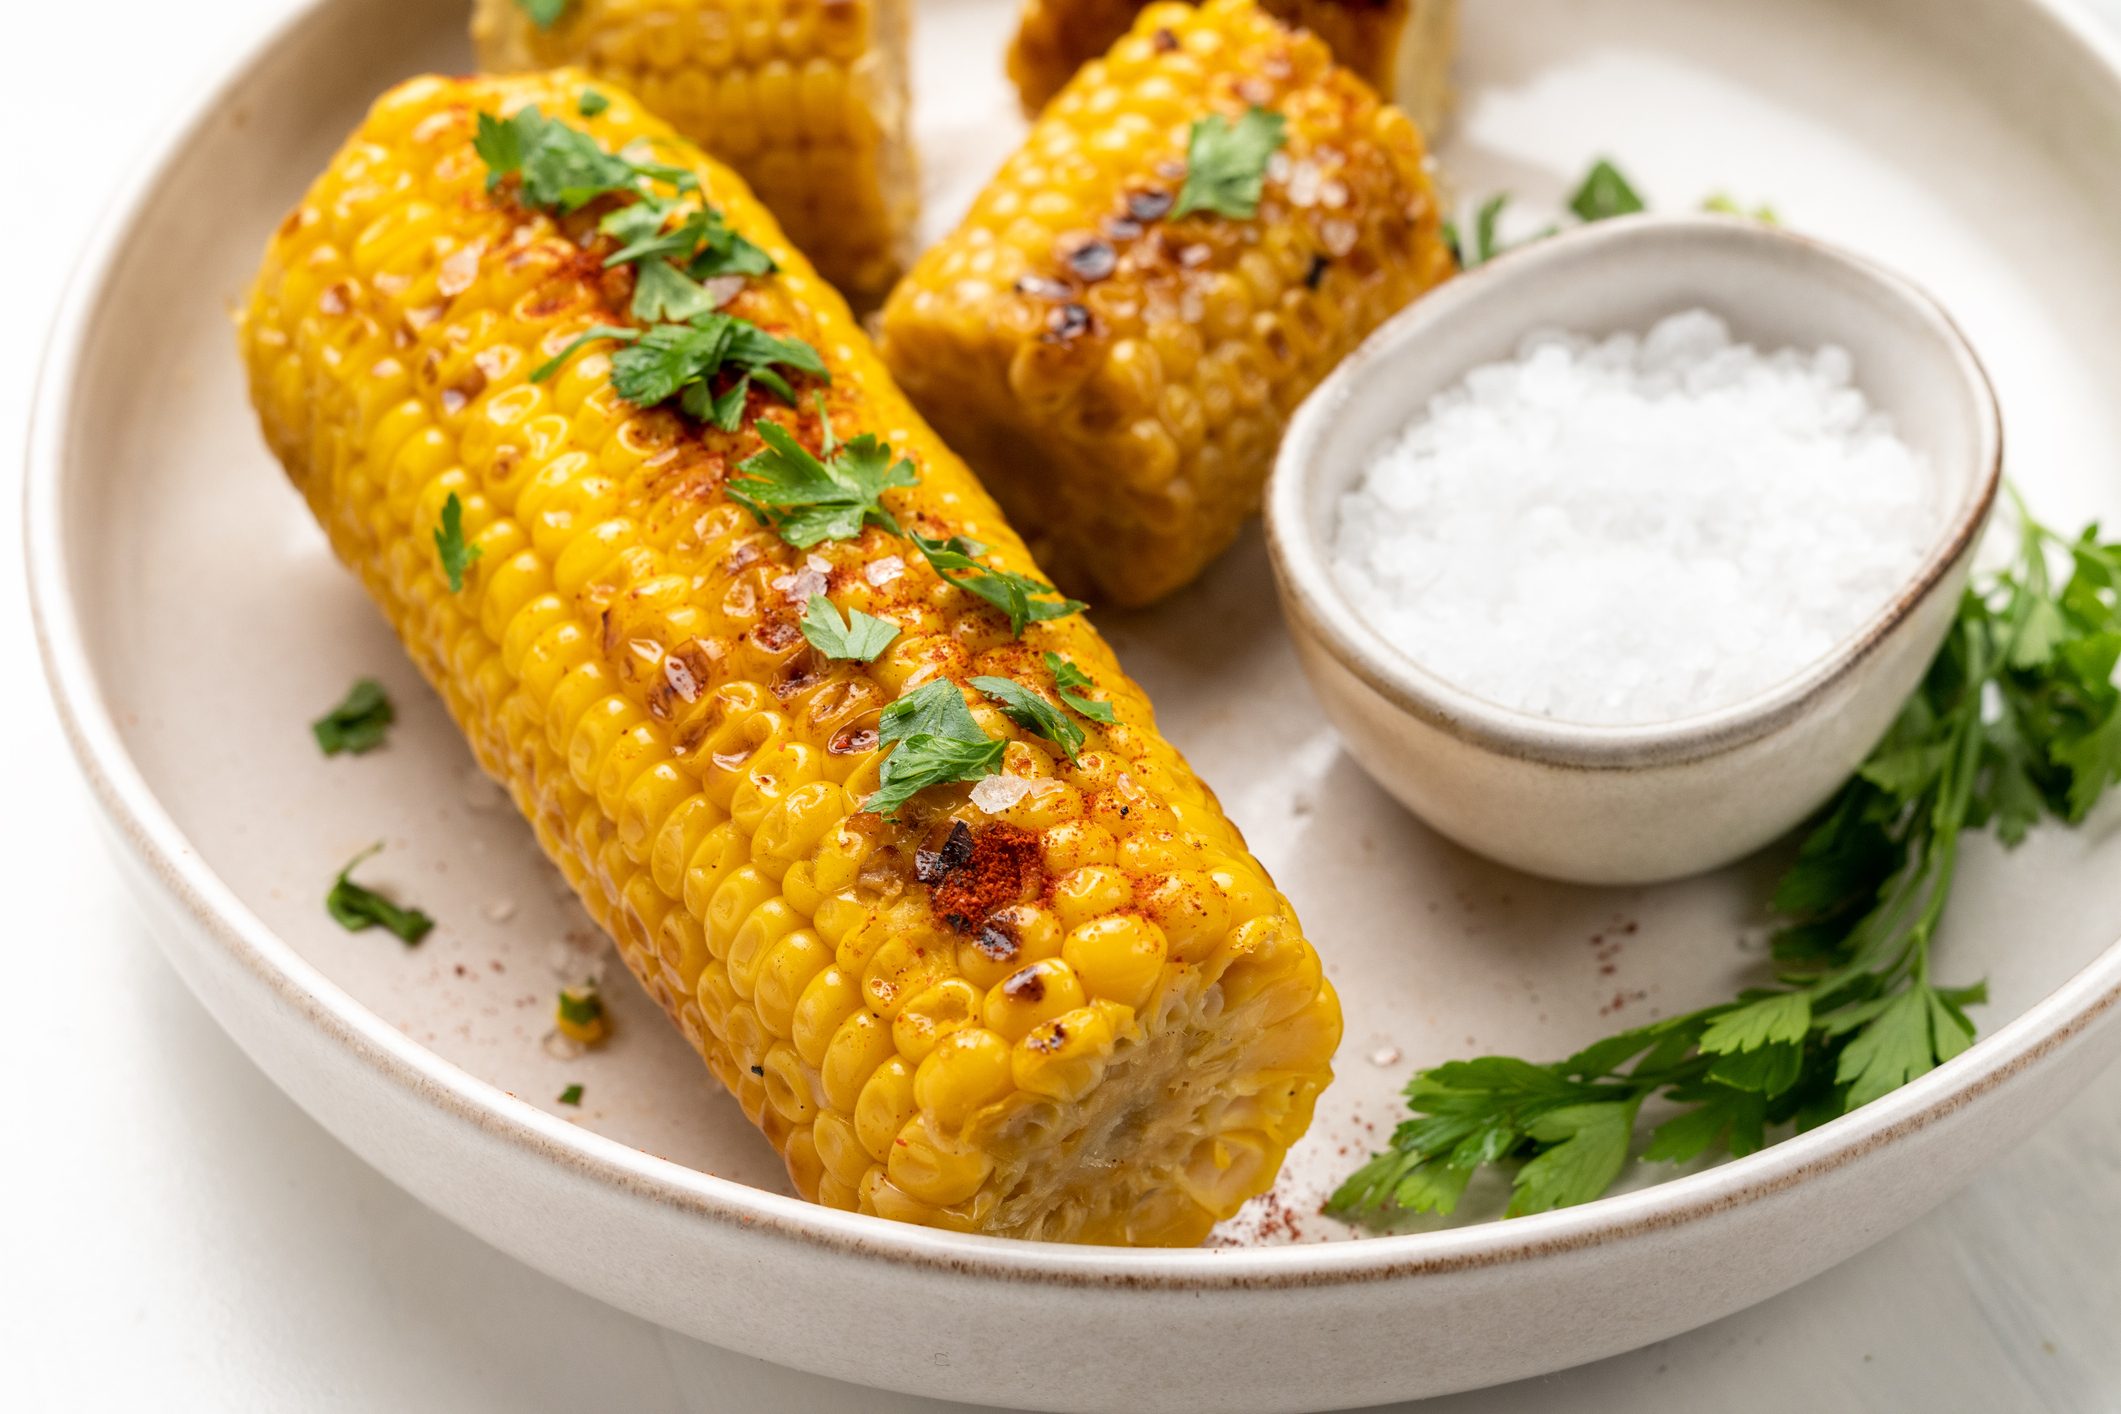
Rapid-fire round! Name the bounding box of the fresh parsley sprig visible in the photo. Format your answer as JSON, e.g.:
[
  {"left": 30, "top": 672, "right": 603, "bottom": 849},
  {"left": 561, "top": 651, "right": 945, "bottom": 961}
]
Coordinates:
[
  {"left": 729, "top": 416, "right": 915, "bottom": 545},
  {"left": 1444, "top": 158, "right": 1645, "bottom": 269},
  {"left": 973, "top": 677, "right": 1085, "bottom": 761},
  {"left": 1330, "top": 493, "right": 2121, "bottom": 1225},
  {"left": 867, "top": 680, "right": 1006, "bottom": 819},
  {"left": 1172, "top": 106, "right": 1287, "bottom": 221}
]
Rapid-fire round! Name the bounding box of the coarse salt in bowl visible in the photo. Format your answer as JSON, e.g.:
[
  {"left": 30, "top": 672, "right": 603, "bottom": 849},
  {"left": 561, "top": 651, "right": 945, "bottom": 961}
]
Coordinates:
[
  {"left": 1330, "top": 309, "right": 1942, "bottom": 726},
  {"left": 1266, "top": 215, "right": 2001, "bottom": 885}
]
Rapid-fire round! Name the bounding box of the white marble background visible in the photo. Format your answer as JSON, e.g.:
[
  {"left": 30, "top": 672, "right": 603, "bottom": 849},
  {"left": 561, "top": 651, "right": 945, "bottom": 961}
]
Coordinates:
[{"left": 6, "top": 2, "right": 2119, "bottom": 1409}]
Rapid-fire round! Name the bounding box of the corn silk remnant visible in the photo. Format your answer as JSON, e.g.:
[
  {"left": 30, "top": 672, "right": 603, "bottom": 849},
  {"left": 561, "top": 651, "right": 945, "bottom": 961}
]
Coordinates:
[{"left": 1332, "top": 310, "right": 1939, "bottom": 725}]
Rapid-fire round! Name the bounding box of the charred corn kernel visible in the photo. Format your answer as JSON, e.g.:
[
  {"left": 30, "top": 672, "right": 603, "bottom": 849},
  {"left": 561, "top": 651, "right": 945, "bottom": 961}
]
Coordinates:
[
  {"left": 1062, "top": 915, "right": 1167, "bottom": 1010},
  {"left": 1008, "top": 0, "right": 1459, "bottom": 139},
  {"left": 555, "top": 983, "right": 610, "bottom": 1044},
  {"left": 881, "top": 0, "right": 1454, "bottom": 607},
  {"left": 1013, "top": 1003, "right": 1119, "bottom": 1101},
  {"left": 470, "top": 0, "right": 917, "bottom": 306},
  {"left": 242, "top": 71, "right": 1335, "bottom": 1244},
  {"left": 984, "top": 958, "right": 1088, "bottom": 1042}
]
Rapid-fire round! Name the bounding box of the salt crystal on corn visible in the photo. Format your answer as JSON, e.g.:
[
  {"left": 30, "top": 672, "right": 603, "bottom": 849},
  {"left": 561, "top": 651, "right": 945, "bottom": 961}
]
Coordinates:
[{"left": 1332, "top": 310, "right": 1937, "bottom": 726}]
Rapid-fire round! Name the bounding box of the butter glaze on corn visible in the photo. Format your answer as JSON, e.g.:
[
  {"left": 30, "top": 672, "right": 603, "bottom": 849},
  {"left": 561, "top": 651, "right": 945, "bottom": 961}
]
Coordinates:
[
  {"left": 471, "top": 0, "right": 917, "bottom": 307},
  {"left": 1008, "top": 0, "right": 1460, "bottom": 139},
  {"left": 880, "top": 0, "right": 1456, "bottom": 608},
  {"left": 239, "top": 71, "right": 1339, "bottom": 1245}
]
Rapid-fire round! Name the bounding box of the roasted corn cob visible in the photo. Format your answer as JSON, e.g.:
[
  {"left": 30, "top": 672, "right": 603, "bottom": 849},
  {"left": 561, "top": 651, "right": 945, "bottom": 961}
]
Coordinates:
[
  {"left": 240, "top": 70, "right": 1339, "bottom": 1244},
  {"left": 1007, "top": 0, "right": 1459, "bottom": 137},
  {"left": 879, "top": 0, "right": 1454, "bottom": 607},
  {"left": 471, "top": 0, "right": 917, "bottom": 307}
]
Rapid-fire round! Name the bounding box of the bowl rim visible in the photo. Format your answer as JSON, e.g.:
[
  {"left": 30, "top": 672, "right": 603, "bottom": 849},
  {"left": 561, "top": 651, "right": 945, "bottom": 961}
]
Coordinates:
[
  {"left": 20, "top": 0, "right": 2121, "bottom": 1298},
  {"left": 1265, "top": 212, "right": 2005, "bottom": 771}
]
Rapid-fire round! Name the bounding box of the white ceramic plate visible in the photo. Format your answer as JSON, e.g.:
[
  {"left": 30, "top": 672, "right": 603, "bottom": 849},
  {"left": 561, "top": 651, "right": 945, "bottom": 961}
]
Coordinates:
[{"left": 26, "top": 0, "right": 2121, "bottom": 1409}]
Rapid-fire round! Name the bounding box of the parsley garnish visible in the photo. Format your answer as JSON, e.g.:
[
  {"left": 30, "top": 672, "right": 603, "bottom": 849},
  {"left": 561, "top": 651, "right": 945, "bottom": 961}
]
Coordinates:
[
  {"left": 910, "top": 534, "right": 1085, "bottom": 637},
  {"left": 1330, "top": 491, "right": 2121, "bottom": 1225},
  {"left": 1171, "top": 106, "right": 1287, "bottom": 220},
  {"left": 1703, "top": 192, "right": 1779, "bottom": 224},
  {"left": 1046, "top": 652, "right": 1117, "bottom": 725},
  {"left": 972, "top": 677, "right": 1085, "bottom": 761},
  {"left": 607, "top": 314, "right": 825, "bottom": 426},
  {"left": 577, "top": 89, "right": 609, "bottom": 118},
  {"left": 515, "top": 0, "right": 569, "bottom": 27},
  {"left": 729, "top": 418, "right": 915, "bottom": 546},
  {"left": 325, "top": 845, "right": 434, "bottom": 945},
  {"left": 434, "top": 493, "right": 481, "bottom": 593},
  {"left": 558, "top": 1083, "right": 584, "bottom": 1105},
  {"left": 866, "top": 680, "right": 1005, "bottom": 818},
  {"left": 800, "top": 595, "right": 900, "bottom": 662},
  {"left": 312, "top": 678, "right": 394, "bottom": 756},
  {"left": 1568, "top": 158, "right": 1646, "bottom": 223},
  {"left": 557, "top": 985, "right": 604, "bottom": 1028},
  {"left": 475, "top": 106, "right": 684, "bottom": 213}
]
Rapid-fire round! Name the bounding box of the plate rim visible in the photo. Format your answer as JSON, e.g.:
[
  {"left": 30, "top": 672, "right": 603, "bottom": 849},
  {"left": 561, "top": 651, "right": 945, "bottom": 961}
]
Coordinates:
[{"left": 24, "top": 0, "right": 2121, "bottom": 1293}]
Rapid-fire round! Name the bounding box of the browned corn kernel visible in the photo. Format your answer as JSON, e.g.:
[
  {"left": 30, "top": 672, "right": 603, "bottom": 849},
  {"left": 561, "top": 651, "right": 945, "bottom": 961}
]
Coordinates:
[
  {"left": 880, "top": 0, "right": 1455, "bottom": 607},
  {"left": 471, "top": 0, "right": 918, "bottom": 307},
  {"left": 1008, "top": 0, "right": 1460, "bottom": 138},
  {"left": 241, "top": 70, "right": 1338, "bottom": 1245}
]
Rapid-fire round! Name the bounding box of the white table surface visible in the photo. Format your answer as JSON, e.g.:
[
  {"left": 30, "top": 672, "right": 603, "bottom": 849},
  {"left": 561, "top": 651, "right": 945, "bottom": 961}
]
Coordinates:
[{"left": 8, "top": 2, "right": 2121, "bottom": 1409}]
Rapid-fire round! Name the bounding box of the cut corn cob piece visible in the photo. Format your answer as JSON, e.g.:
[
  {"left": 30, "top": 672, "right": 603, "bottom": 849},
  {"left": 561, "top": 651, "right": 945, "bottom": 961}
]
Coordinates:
[
  {"left": 470, "top": 0, "right": 917, "bottom": 308},
  {"left": 239, "top": 70, "right": 1339, "bottom": 1245},
  {"left": 1007, "top": 0, "right": 1460, "bottom": 138},
  {"left": 879, "top": 0, "right": 1455, "bottom": 607}
]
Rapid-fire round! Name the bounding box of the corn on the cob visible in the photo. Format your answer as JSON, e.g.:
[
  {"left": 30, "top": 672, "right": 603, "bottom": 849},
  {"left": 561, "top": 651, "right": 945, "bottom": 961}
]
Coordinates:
[
  {"left": 239, "top": 70, "right": 1339, "bottom": 1244},
  {"left": 471, "top": 0, "right": 917, "bottom": 308},
  {"left": 879, "top": 0, "right": 1454, "bottom": 607},
  {"left": 1007, "top": 0, "right": 1459, "bottom": 138}
]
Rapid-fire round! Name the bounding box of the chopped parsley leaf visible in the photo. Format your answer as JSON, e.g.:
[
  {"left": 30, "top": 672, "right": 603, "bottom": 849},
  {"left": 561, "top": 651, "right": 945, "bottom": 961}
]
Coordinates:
[
  {"left": 1171, "top": 106, "right": 1287, "bottom": 221},
  {"left": 729, "top": 419, "right": 914, "bottom": 547},
  {"left": 434, "top": 492, "right": 482, "bottom": 593},
  {"left": 971, "top": 676, "right": 1084, "bottom": 761},
  {"left": 911, "top": 534, "right": 1085, "bottom": 637},
  {"left": 1044, "top": 652, "right": 1116, "bottom": 724},
  {"left": 576, "top": 89, "right": 609, "bottom": 118},
  {"left": 867, "top": 681, "right": 1005, "bottom": 819},
  {"left": 608, "top": 313, "right": 825, "bottom": 421},
  {"left": 558, "top": 1083, "right": 585, "bottom": 1106},
  {"left": 312, "top": 678, "right": 395, "bottom": 756},
  {"left": 475, "top": 105, "right": 692, "bottom": 214},
  {"left": 325, "top": 845, "right": 434, "bottom": 945},
  {"left": 516, "top": 0, "right": 569, "bottom": 28},
  {"left": 557, "top": 985, "right": 604, "bottom": 1028},
  {"left": 1568, "top": 159, "right": 1646, "bottom": 224},
  {"left": 800, "top": 595, "right": 900, "bottom": 662}
]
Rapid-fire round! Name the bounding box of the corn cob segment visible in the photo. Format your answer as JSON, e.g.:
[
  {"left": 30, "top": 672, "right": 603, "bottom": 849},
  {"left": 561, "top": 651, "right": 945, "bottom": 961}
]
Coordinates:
[
  {"left": 1007, "top": 0, "right": 1460, "bottom": 139},
  {"left": 239, "top": 70, "right": 1339, "bottom": 1244},
  {"left": 470, "top": 0, "right": 917, "bottom": 308},
  {"left": 879, "top": 0, "right": 1455, "bottom": 608}
]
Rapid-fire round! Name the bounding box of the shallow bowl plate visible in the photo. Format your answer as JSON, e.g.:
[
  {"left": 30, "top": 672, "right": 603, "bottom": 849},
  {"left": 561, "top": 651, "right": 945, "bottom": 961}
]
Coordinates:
[{"left": 26, "top": 0, "right": 2121, "bottom": 1409}]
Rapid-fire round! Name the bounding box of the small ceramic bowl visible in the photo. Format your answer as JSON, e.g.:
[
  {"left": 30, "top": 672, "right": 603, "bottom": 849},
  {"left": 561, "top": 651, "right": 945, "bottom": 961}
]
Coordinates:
[{"left": 1266, "top": 214, "right": 2002, "bottom": 886}]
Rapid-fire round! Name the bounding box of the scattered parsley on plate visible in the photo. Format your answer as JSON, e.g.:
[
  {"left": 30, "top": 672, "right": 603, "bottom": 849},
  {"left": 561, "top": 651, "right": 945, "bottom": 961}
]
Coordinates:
[
  {"left": 325, "top": 845, "right": 434, "bottom": 946},
  {"left": 311, "top": 678, "right": 393, "bottom": 756}
]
